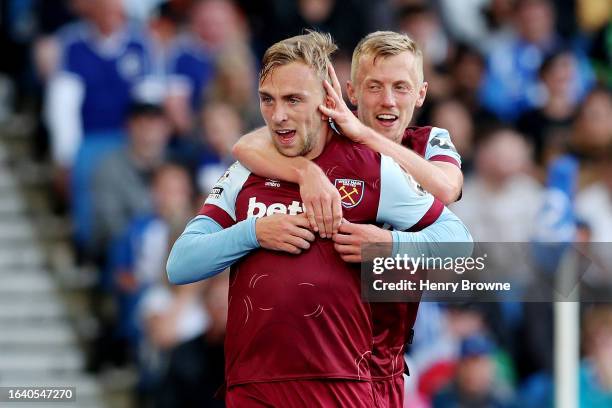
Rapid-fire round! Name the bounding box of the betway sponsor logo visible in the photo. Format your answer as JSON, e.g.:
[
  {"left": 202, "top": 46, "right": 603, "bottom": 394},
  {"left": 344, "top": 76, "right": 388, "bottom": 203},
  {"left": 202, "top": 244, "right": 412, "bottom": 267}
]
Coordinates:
[{"left": 247, "top": 197, "right": 304, "bottom": 218}]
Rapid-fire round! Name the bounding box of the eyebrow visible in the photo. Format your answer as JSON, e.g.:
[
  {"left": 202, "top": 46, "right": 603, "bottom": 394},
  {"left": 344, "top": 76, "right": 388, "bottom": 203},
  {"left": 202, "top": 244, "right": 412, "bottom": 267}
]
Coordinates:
[
  {"left": 365, "top": 79, "right": 413, "bottom": 86},
  {"left": 258, "top": 91, "right": 309, "bottom": 100}
]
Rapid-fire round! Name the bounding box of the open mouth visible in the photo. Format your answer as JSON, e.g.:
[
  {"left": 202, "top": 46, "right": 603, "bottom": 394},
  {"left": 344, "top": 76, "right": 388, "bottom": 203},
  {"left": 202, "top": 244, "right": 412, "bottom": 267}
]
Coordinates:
[
  {"left": 275, "top": 129, "right": 296, "bottom": 145},
  {"left": 375, "top": 113, "right": 398, "bottom": 128}
]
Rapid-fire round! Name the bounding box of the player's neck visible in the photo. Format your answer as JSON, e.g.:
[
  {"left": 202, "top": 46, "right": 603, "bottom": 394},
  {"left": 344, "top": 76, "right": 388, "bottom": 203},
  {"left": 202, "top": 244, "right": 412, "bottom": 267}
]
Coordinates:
[{"left": 304, "top": 127, "right": 334, "bottom": 160}]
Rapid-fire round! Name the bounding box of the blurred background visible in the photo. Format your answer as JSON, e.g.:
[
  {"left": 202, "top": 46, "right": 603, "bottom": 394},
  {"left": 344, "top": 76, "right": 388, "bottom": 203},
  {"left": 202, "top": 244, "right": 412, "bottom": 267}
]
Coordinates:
[{"left": 0, "top": 0, "right": 610, "bottom": 407}]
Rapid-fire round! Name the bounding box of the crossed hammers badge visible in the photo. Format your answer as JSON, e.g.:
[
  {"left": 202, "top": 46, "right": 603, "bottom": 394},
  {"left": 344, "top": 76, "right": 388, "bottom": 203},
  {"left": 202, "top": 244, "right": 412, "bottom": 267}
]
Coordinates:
[{"left": 334, "top": 179, "right": 365, "bottom": 209}]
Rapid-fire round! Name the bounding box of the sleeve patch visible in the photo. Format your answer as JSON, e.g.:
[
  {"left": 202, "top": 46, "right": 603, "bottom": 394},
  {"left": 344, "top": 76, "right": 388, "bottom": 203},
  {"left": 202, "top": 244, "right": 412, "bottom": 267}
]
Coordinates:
[{"left": 429, "top": 134, "right": 457, "bottom": 152}]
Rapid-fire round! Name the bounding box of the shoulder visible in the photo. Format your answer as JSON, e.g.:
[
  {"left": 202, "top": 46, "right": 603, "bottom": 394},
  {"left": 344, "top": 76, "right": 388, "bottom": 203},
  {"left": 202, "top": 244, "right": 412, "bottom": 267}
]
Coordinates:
[
  {"left": 206, "top": 161, "right": 253, "bottom": 196},
  {"left": 324, "top": 136, "right": 381, "bottom": 172},
  {"left": 401, "top": 126, "right": 433, "bottom": 154},
  {"left": 403, "top": 126, "right": 434, "bottom": 140},
  {"left": 56, "top": 21, "right": 88, "bottom": 57}
]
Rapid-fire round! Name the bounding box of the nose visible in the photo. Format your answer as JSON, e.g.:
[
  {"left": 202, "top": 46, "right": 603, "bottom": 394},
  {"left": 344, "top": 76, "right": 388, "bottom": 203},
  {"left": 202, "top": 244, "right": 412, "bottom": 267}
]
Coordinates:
[
  {"left": 381, "top": 87, "right": 396, "bottom": 108},
  {"left": 271, "top": 104, "right": 288, "bottom": 124}
]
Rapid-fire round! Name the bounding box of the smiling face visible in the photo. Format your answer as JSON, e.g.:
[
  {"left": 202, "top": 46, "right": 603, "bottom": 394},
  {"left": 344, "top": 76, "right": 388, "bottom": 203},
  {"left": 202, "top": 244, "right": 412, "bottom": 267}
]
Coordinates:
[
  {"left": 259, "top": 62, "right": 328, "bottom": 159},
  {"left": 347, "top": 51, "right": 427, "bottom": 144}
]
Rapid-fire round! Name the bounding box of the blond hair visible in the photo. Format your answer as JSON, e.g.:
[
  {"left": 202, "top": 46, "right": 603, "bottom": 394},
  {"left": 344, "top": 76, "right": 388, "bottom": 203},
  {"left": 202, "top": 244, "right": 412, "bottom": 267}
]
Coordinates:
[
  {"left": 351, "top": 31, "right": 424, "bottom": 84},
  {"left": 259, "top": 30, "right": 338, "bottom": 85}
]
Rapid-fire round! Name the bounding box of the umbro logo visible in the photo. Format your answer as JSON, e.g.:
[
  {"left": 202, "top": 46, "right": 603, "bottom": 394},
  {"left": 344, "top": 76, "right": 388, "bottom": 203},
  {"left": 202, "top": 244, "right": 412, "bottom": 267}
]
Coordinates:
[{"left": 265, "top": 179, "right": 281, "bottom": 187}]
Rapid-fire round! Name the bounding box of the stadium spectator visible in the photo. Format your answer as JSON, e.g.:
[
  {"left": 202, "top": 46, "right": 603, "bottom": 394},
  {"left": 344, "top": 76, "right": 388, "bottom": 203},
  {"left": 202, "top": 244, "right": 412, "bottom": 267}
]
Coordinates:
[
  {"left": 479, "top": 0, "right": 593, "bottom": 122},
  {"left": 199, "top": 274, "right": 229, "bottom": 408},
  {"left": 576, "top": 149, "right": 612, "bottom": 243},
  {"left": 588, "top": 20, "right": 612, "bottom": 87},
  {"left": 146, "top": 2, "right": 183, "bottom": 68},
  {"left": 433, "top": 334, "right": 515, "bottom": 408},
  {"left": 44, "top": 0, "right": 160, "bottom": 252},
  {"left": 575, "top": 148, "right": 612, "bottom": 296},
  {"left": 244, "top": 0, "right": 375, "bottom": 57},
  {"left": 576, "top": 0, "right": 611, "bottom": 34},
  {"left": 113, "top": 163, "right": 196, "bottom": 348},
  {"left": 408, "top": 303, "right": 513, "bottom": 402},
  {"left": 579, "top": 306, "right": 612, "bottom": 407},
  {"left": 566, "top": 87, "right": 612, "bottom": 188},
  {"left": 517, "top": 50, "right": 579, "bottom": 167},
  {"left": 45, "top": 0, "right": 157, "bottom": 169},
  {"left": 397, "top": 3, "right": 453, "bottom": 99},
  {"left": 205, "top": 44, "right": 262, "bottom": 129},
  {"left": 437, "top": 0, "right": 515, "bottom": 52},
  {"left": 91, "top": 102, "right": 170, "bottom": 261},
  {"left": 446, "top": 43, "right": 491, "bottom": 125},
  {"left": 429, "top": 98, "right": 476, "bottom": 175},
  {"left": 451, "top": 128, "right": 543, "bottom": 242},
  {"left": 196, "top": 101, "right": 242, "bottom": 195},
  {"left": 139, "top": 281, "right": 209, "bottom": 407},
  {"left": 111, "top": 163, "right": 208, "bottom": 406},
  {"left": 164, "top": 0, "right": 249, "bottom": 135}
]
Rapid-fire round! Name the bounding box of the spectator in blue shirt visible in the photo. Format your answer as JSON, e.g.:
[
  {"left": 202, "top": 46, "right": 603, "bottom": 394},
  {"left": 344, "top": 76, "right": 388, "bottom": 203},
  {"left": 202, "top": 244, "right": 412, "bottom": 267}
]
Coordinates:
[
  {"left": 164, "top": 0, "right": 250, "bottom": 135},
  {"left": 479, "top": 0, "right": 594, "bottom": 122},
  {"left": 44, "top": 0, "right": 161, "bottom": 251},
  {"left": 46, "top": 0, "right": 158, "bottom": 168}
]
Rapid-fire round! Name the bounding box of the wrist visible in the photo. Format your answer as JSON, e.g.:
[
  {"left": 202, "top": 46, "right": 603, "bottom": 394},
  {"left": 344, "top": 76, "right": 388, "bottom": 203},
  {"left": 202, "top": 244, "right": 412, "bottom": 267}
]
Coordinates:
[
  {"left": 379, "top": 228, "right": 393, "bottom": 244},
  {"left": 297, "top": 159, "right": 323, "bottom": 184},
  {"left": 250, "top": 217, "right": 262, "bottom": 248},
  {"left": 348, "top": 121, "right": 369, "bottom": 144},
  {"left": 362, "top": 127, "right": 388, "bottom": 148}
]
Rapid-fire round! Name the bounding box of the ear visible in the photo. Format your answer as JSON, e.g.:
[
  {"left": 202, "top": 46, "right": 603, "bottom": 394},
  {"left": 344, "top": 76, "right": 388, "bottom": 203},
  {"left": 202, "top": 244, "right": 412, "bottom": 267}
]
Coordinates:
[
  {"left": 346, "top": 80, "right": 358, "bottom": 106},
  {"left": 415, "top": 81, "right": 428, "bottom": 108}
]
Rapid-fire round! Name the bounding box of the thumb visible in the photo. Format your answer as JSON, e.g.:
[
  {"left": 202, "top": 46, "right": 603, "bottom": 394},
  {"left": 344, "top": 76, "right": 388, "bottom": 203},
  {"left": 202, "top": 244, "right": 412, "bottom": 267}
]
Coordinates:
[{"left": 338, "top": 218, "right": 355, "bottom": 233}]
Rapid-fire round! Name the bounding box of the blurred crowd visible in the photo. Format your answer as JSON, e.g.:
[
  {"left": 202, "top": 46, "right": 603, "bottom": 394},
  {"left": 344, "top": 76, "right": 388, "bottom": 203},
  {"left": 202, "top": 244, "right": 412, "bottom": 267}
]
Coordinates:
[{"left": 0, "top": 0, "right": 611, "bottom": 407}]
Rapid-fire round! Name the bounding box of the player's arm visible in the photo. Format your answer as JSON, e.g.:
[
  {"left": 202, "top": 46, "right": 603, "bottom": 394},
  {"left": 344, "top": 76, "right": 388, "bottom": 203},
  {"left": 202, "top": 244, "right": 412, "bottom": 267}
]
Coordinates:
[
  {"left": 351, "top": 129, "right": 462, "bottom": 204},
  {"left": 168, "top": 213, "right": 316, "bottom": 284},
  {"left": 319, "top": 64, "right": 463, "bottom": 204},
  {"left": 232, "top": 127, "right": 342, "bottom": 238},
  {"left": 168, "top": 162, "right": 316, "bottom": 284},
  {"left": 167, "top": 216, "right": 257, "bottom": 284},
  {"left": 333, "top": 214, "right": 472, "bottom": 263},
  {"left": 333, "top": 155, "right": 471, "bottom": 262}
]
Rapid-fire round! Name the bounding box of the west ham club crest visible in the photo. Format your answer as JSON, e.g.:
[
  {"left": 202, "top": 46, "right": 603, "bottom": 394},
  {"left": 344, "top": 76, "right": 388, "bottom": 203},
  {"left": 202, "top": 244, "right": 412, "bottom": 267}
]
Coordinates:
[{"left": 334, "top": 179, "right": 365, "bottom": 208}]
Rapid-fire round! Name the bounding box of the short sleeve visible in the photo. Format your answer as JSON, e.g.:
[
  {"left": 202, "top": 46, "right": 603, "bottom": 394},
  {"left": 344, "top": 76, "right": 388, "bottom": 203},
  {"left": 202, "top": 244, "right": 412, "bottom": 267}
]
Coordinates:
[
  {"left": 424, "top": 127, "right": 462, "bottom": 167},
  {"left": 198, "top": 162, "right": 251, "bottom": 228},
  {"left": 376, "top": 154, "right": 444, "bottom": 231}
]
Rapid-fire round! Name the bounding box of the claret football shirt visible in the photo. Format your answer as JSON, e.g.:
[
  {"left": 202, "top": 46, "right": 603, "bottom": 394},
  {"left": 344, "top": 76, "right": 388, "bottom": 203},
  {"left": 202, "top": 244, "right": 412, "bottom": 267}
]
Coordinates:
[
  {"left": 200, "top": 135, "right": 444, "bottom": 386},
  {"left": 370, "top": 126, "right": 462, "bottom": 381}
]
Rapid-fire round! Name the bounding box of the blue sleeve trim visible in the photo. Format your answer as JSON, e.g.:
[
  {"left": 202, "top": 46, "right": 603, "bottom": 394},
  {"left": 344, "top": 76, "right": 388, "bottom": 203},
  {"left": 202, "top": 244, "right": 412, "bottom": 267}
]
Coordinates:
[
  {"left": 391, "top": 208, "right": 473, "bottom": 258},
  {"left": 166, "top": 215, "right": 260, "bottom": 284}
]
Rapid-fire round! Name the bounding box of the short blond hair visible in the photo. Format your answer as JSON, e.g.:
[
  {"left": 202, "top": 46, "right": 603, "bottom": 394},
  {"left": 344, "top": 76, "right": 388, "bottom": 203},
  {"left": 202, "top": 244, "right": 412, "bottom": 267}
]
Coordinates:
[
  {"left": 351, "top": 31, "right": 424, "bottom": 84},
  {"left": 259, "top": 30, "right": 338, "bottom": 85}
]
